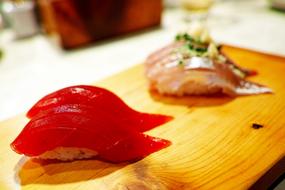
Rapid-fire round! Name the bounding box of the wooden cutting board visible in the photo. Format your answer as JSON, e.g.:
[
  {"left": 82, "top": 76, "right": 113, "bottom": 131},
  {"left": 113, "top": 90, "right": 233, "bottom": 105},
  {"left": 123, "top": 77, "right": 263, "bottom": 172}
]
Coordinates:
[{"left": 0, "top": 46, "right": 285, "bottom": 190}]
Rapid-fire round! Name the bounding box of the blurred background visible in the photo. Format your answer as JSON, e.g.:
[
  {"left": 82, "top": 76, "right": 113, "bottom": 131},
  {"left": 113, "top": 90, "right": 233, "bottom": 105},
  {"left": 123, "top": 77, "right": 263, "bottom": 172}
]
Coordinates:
[
  {"left": 0, "top": 0, "right": 285, "bottom": 122},
  {"left": 0, "top": 0, "right": 285, "bottom": 116},
  {"left": 0, "top": 0, "right": 285, "bottom": 188}
]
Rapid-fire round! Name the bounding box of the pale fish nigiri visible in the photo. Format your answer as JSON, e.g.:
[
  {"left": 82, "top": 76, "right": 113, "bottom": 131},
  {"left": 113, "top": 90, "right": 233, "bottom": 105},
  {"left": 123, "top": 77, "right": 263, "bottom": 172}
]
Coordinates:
[{"left": 145, "top": 26, "right": 272, "bottom": 96}]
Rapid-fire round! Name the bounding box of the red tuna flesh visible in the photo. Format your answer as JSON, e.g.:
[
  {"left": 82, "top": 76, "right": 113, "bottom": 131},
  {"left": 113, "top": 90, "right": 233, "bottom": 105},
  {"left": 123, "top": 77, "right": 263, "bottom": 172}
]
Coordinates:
[{"left": 11, "top": 85, "right": 172, "bottom": 163}]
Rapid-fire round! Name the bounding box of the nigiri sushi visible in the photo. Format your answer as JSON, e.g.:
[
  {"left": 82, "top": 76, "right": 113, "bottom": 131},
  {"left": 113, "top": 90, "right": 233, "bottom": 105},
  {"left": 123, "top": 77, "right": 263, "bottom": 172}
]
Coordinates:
[
  {"left": 145, "top": 25, "right": 272, "bottom": 96},
  {"left": 11, "top": 85, "right": 172, "bottom": 163}
]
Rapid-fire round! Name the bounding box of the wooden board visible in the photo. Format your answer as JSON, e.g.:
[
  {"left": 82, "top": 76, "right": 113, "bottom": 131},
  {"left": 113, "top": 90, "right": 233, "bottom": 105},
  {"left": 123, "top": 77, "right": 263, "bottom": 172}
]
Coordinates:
[{"left": 0, "top": 46, "right": 285, "bottom": 190}]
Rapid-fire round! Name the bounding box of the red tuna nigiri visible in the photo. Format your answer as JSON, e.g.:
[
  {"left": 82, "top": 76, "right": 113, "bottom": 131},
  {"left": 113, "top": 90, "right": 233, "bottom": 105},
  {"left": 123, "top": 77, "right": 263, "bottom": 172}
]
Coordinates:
[{"left": 11, "top": 85, "right": 172, "bottom": 163}]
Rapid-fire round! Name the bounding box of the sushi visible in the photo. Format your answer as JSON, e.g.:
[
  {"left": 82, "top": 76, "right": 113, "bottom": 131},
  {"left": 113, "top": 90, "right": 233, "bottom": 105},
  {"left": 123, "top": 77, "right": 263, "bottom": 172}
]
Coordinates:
[
  {"left": 11, "top": 85, "right": 172, "bottom": 163},
  {"left": 145, "top": 25, "right": 272, "bottom": 96}
]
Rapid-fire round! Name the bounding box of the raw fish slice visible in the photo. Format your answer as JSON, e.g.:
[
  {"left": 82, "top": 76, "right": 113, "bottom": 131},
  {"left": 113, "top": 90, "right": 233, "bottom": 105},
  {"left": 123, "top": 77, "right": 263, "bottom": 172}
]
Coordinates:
[
  {"left": 220, "top": 50, "right": 257, "bottom": 77},
  {"left": 29, "top": 103, "right": 172, "bottom": 133},
  {"left": 145, "top": 35, "right": 272, "bottom": 96},
  {"left": 99, "top": 133, "right": 171, "bottom": 163},
  {"left": 146, "top": 41, "right": 184, "bottom": 67},
  {"left": 11, "top": 122, "right": 77, "bottom": 157},
  {"left": 11, "top": 84, "right": 173, "bottom": 163},
  {"left": 26, "top": 85, "right": 172, "bottom": 131},
  {"left": 41, "top": 104, "right": 173, "bottom": 133},
  {"left": 12, "top": 112, "right": 148, "bottom": 156},
  {"left": 132, "top": 112, "right": 173, "bottom": 132},
  {"left": 27, "top": 85, "right": 137, "bottom": 118},
  {"left": 11, "top": 111, "right": 171, "bottom": 162},
  {"left": 12, "top": 111, "right": 159, "bottom": 155}
]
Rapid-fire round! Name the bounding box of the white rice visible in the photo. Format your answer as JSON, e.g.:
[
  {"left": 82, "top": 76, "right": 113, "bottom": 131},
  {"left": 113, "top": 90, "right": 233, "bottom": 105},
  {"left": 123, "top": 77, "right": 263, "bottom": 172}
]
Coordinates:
[{"left": 38, "top": 147, "right": 98, "bottom": 161}]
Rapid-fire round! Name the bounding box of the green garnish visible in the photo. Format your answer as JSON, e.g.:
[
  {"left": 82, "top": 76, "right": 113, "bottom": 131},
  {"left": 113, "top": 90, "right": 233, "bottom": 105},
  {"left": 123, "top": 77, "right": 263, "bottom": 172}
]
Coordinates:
[
  {"left": 176, "top": 33, "right": 195, "bottom": 42},
  {"left": 187, "top": 44, "right": 194, "bottom": 50},
  {"left": 174, "top": 32, "right": 221, "bottom": 66},
  {"left": 175, "top": 33, "right": 208, "bottom": 58},
  {"left": 175, "top": 33, "right": 205, "bottom": 44},
  {"left": 178, "top": 60, "right": 184, "bottom": 65},
  {"left": 175, "top": 34, "right": 182, "bottom": 41},
  {"left": 195, "top": 47, "right": 207, "bottom": 52}
]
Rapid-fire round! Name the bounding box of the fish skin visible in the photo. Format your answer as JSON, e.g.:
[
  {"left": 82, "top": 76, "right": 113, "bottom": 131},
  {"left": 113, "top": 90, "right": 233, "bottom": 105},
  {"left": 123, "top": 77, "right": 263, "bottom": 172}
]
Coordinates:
[{"left": 145, "top": 42, "right": 272, "bottom": 96}]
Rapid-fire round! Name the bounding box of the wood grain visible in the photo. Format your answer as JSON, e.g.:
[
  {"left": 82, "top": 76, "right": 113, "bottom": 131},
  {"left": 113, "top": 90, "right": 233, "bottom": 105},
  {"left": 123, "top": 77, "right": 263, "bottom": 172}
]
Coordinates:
[{"left": 0, "top": 46, "right": 285, "bottom": 190}]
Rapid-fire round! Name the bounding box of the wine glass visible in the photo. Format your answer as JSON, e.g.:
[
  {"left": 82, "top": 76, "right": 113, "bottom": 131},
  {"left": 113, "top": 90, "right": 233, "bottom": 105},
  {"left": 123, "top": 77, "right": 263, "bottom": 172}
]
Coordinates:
[{"left": 180, "top": 0, "right": 214, "bottom": 23}]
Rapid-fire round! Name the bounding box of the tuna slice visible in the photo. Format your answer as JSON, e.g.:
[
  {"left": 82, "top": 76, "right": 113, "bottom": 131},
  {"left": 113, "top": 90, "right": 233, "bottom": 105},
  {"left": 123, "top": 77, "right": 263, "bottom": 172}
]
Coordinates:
[{"left": 11, "top": 85, "right": 172, "bottom": 163}]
